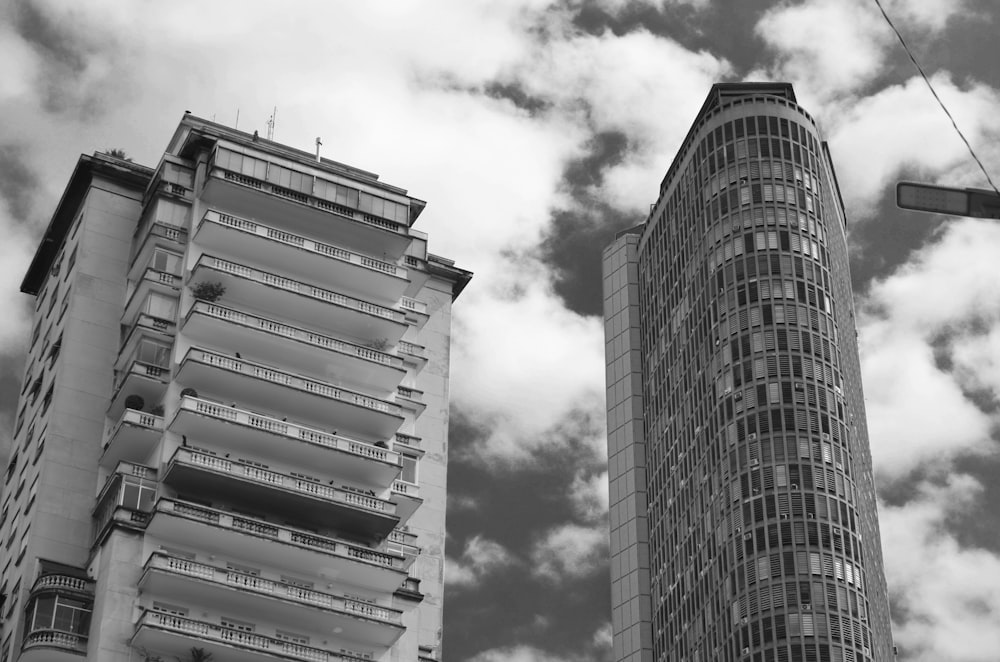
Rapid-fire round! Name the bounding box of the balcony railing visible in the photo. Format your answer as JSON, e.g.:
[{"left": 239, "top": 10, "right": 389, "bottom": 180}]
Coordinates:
[
  {"left": 21, "top": 630, "right": 87, "bottom": 655},
  {"left": 145, "top": 552, "right": 403, "bottom": 625},
  {"left": 198, "top": 255, "right": 405, "bottom": 323},
  {"left": 202, "top": 210, "right": 406, "bottom": 278},
  {"left": 175, "top": 396, "right": 400, "bottom": 467},
  {"left": 185, "top": 302, "right": 403, "bottom": 370},
  {"left": 31, "top": 574, "right": 93, "bottom": 595},
  {"left": 169, "top": 447, "right": 397, "bottom": 516},
  {"left": 392, "top": 481, "right": 420, "bottom": 499},
  {"left": 153, "top": 499, "right": 405, "bottom": 570},
  {"left": 181, "top": 348, "right": 402, "bottom": 418},
  {"left": 396, "top": 341, "right": 426, "bottom": 360},
  {"left": 135, "top": 610, "right": 370, "bottom": 662}
]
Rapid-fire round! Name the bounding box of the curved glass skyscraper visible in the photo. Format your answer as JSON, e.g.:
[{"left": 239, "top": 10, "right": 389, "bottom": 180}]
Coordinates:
[{"left": 603, "top": 83, "right": 894, "bottom": 662}]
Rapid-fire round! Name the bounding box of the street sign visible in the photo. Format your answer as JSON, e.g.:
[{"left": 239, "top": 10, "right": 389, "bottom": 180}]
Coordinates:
[{"left": 896, "top": 182, "right": 1000, "bottom": 219}]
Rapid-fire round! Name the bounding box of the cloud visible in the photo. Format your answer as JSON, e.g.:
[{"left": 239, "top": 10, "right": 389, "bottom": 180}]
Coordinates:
[
  {"left": 446, "top": 535, "right": 518, "bottom": 588},
  {"left": 756, "top": 0, "right": 888, "bottom": 101},
  {"left": 531, "top": 523, "right": 609, "bottom": 582},
  {"left": 569, "top": 470, "right": 610, "bottom": 523},
  {"left": 755, "top": 0, "right": 974, "bottom": 104},
  {"left": 827, "top": 74, "right": 1000, "bottom": 219},
  {"left": 860, "top": 218, "right": 1000, "bottom": 481},
  {"left": 465, "top": 624, "right": 613, "bottom": 662},
  {"left": 880, "top": 475, "right": 1000, "bottom": 661}
]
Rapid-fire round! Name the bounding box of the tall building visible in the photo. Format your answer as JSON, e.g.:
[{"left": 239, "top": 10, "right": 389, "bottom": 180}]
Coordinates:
[
  {"left": 603, "top": 83, "right": 894, "bottom": 662},
  {"left": 0, "top": 114, "right": 470, "bottom": 662}
]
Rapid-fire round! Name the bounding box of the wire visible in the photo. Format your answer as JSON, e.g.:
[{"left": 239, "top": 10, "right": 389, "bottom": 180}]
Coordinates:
[{"left": 872, "top": 0, "right": 1000, "bottom": 195}]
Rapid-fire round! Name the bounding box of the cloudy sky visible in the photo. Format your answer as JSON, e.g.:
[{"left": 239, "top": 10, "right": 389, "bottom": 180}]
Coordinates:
[{"left": 2, "top": 1, "right": 1000, "bottom": 660}]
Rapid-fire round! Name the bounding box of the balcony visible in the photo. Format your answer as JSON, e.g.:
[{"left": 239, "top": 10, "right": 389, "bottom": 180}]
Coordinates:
[
  {"left": 145, "top": 499, "right": 408, "bottom": 590},
  {"left": 195, "top": 210, "right": 409, "bottom": 302},
  {"left": 139, "top": 553, "right": 403, "bottom": 646},
  {"left": 93, "top": 462, "right": 157, "bottom": 544},
  {"left": 132, "top": 610, "right": 375, "bottom": 662},
  {"left": 108, "top": 360, "right": 170, "bottom": 420},
  {"left": 396, "top": 341, "right": 427, "bottom": 366},
  {"left": 161, "top": 447, "right": 399, "bottom": 539},
  {"left": 395, "top": 386, "right": 425, "bottom": 415},
  {"left": 180, "top": 307, "right": 405, "bottom": 392},
  {"left": 190, "top": 255, "right": 410, "bottom": 343},
  {"left": 202, "top": 163, "right": 412, "bottom": 259},
  {"left": 175, "top": 348, "right": 404, "bottom": 438},
  {"left": 21, "top": 574, "right": 94, "bottom": 661},
  {"left": 122, "top": 268, "right": 181, "bottom": 328},
  {"left": 101, "top": 409, "right": 164, "bottom": 468},
  {"left": 386, "top": 529, "right": 420, "bottom": 567},
  {"left": 19, "top": 631, "right": 88, "bottom": 661},
  {"left": 389, "top": 481, "right": 422, "bottom": 523},
  {"left": 129, "top": 220, "right": 189, "bottom": 282},
  {"left": 169, "top": 397, "right": 401, "bottom": 487}
]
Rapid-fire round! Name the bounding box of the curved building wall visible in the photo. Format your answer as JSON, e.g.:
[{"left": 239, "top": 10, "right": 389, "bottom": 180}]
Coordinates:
[{"left": 634, "top": 92, "right": 893, "bottom": 662}]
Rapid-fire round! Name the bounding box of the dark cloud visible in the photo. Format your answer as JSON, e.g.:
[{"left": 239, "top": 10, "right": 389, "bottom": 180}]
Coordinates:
[
  {"left": 0, "top": 145, "right": 40, "bottom": 223},
  {"left": 8, "top": 0, "right": 129, "bottom": 116},
  {"left": 483, "top": 81, "right": 552, "bottom": 115},
  {"left": 541, "top": 131, "right": 638, "bottom": 317},
  {"left": 848, "top": 186, "right": 943, "bottom": 296},
  {"left": 446, "top": 408, "right": 611, "bottom": 660},
  {"left": 570, "top": 0, "right": 775, "bottom": 76}
]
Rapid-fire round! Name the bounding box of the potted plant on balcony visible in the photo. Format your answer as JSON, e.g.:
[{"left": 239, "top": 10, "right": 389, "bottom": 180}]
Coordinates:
[
  {"left": 190, "top": 281, "right": 226, "bottom": 303},
  {"left": 124, "top": 394, "right": 145, "bottom": 411},
  {"left": 180, "top": 387, "right": 198, "bottom": 399}
]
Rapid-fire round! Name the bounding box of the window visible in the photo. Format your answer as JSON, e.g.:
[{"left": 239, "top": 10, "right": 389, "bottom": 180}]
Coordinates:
[
  {"left": 120, "top": 477, "right": 156, "bottom": 512},
  {"left": 143, "top": 292, "right": 178, "bottom": 321},
  {"left": 150, "top": 249, "right": 182, "bottom": 275},
  {"left": 40, "top": 385, "right": 54, "bottom": 415},
  {"left": 66, "top": 246, "right": 78, "bottom": 275},
  {"left": 400, "top": 455, "right": 418, "bottom": 484},
  {"left": 25, "top": 594, "right": 90, "bottom": 636},
  {"left": 135, "top": 337, "right": 172, "bottom": 368}
]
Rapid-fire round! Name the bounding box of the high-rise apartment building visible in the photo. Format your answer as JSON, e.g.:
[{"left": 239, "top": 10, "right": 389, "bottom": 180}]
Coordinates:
[
  {"left": 0, "top": 114, "right": 470, "bottom": 662},
  {"left": 603, "top": 83, "right": 893, "bottom": 662}
]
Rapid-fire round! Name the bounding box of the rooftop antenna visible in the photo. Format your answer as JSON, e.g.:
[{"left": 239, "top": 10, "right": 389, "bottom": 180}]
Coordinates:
[
  {"left": 315, "top": 137, "right": 323, "bottom": 162},
  {"left": 266, "top": 107, "right": 277, "bottom": 141},
  {"left": 235, "top": 108, "right": 240, "bottom": 130}
]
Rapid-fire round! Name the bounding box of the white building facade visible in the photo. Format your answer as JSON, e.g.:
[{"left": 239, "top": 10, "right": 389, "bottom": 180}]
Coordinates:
[{"left": 0, "top": 115, "right": 470, "bottom": 662}]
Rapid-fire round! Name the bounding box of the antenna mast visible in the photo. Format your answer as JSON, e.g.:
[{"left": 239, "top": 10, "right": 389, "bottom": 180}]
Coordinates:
[{"left": 266, "top": 107, "right": 277, "bottom": 141}]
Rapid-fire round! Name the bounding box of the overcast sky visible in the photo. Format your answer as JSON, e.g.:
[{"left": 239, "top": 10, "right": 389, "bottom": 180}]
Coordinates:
[{"left": 2, "top": 1, "right": 999, "bottom": 661}]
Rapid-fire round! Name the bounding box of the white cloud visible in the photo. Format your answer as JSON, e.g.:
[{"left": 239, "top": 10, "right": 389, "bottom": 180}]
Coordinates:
[
  {"left": 531, "top": 523, "right": 609, "bottom": 582},
  {"left": 880, "top": 475, "right": 1000, "bottom": 662},
  {"left": 569, "top": 470, "right": 610, "bottom": 523},
  {"left": 446, "top": 535, "right": 518, "bottom": 588},
  {"left": 860, "top": 219, "right": 1000, "bottom": 480},
  {"left": 827, "top": 74, "right": 1000, "bottom": 219},
  {"left": 756, "top": 0, "right": 887, "bottom": 101},
  {"left": 755, "top": 0, "right": 975, "bottom": 104}
]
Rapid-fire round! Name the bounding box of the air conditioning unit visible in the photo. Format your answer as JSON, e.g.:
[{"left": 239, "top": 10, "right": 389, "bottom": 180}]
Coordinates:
[
  {"left": 780, "top": 513, "right": 789, "bottom": 519},
  {"left": 836, "top": 462, "right": 843, "bottom": 470},
  {"left": 803, "top": 604, "right": 811, "bottom": 611},
  {"left": 750, "top": 458, "right": 759, "bottom": 466},
  {"left": 822, "top": 433, "right": 831, "bottom": 440},
  {"left": 748, "top": 433, "right": 757, "bottom": 441},
  {"left": 742, "top": 647, "right": 751, "bottom": 655},
  {"left": 808, "top": 513, "right": 815, "bottom": 519},
  {"left": 791, "top": 484, "right": 798, "bottom": 489},
  {"left": 743, "top": 533, "right": 752, "bottom": 541}
]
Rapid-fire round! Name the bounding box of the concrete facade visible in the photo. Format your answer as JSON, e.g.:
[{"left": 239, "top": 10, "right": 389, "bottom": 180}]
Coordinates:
[{"left": 0, "top": 118, "right": 470, "bottom": 662}]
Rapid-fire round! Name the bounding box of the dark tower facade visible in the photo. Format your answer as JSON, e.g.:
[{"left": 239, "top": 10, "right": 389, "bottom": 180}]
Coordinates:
[{"left": 603, "top": 83, "right": 893, "bottom": 662}]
